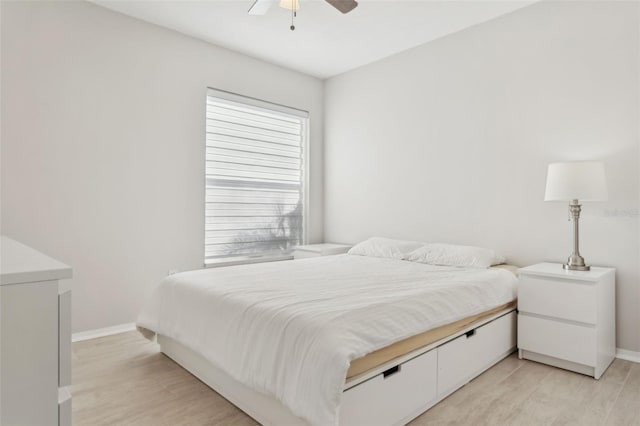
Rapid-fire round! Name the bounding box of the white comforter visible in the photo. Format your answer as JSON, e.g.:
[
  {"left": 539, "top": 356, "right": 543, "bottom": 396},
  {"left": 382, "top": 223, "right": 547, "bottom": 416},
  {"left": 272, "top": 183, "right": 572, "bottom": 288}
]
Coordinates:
[{"left": 137, "top": 254, "right": 517, "bottom": 426}]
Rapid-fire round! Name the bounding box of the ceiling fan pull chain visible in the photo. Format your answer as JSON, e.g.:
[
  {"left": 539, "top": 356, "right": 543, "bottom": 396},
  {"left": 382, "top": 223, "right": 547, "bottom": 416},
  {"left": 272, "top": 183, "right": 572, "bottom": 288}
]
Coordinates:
[{"left": 290, "top": 7, "right": 296, "bottom": 31}]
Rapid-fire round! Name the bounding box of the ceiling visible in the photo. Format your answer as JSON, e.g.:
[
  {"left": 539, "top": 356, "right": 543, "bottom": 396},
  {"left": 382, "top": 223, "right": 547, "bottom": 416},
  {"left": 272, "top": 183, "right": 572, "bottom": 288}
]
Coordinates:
[{"left": 91, "top": 0, "right": 535, "bottom": 79}]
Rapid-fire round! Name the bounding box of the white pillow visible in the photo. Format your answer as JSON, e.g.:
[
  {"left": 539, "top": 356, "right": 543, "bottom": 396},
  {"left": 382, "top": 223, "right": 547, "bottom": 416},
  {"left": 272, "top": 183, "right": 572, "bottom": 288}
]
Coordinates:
[
  {"left": 348, "top": 237, "right": 425, "bottom": 260},
  {"left": 404, "top": 243, "right": 505, "bottom": 268}
]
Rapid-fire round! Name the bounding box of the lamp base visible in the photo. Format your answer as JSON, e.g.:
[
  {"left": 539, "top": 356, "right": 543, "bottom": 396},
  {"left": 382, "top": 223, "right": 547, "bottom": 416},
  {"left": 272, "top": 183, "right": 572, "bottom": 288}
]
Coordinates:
[
  {"left": 563, "top": 263, "right": 591, "bottom": 271},
  {"left": 563, "top": 252, "right": 590, "bottom": 271},
  {"left": 564, "top": 201, "right": 590, "bottom": 271}
]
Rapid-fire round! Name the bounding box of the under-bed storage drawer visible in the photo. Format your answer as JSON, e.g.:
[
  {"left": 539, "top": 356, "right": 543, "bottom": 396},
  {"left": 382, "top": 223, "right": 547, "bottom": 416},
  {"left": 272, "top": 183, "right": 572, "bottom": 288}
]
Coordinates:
[
  {"left": 437, "top": 311, "right": 516, "bottom": 396},
  {"left": 340, "top": 348, "right": 437, "bottom": 426}
]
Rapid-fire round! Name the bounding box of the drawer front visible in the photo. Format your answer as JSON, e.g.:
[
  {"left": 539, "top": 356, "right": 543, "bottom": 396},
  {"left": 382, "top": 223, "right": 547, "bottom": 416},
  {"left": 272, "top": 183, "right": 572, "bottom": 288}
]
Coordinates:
[
  {"left": 293, "top": 250, "right": 320, "bottom": 259},
  {"left": 438, "top": 311, "right": 516, "bottom": 396},
  {"left": 518, "top": 275, "right": 596, "bottom": 324},
  {"left": 340, "top": 348, "right": 437, "bottom": 426},
  {"left": 59, "top": 396, "right": 72, "bottom": 426},
  {"left": 1, "top": 281, "right": 59, "bottom": 426},
  {"left": 518, "top": 314, "right": 596, "bottom": 367},
  {"left": 59, "top": 290, "right": 72, "bottom": 387}
]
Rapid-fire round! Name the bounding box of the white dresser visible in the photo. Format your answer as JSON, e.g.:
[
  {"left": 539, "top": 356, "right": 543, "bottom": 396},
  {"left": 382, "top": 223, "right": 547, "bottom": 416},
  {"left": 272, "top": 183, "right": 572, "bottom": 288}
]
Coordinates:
[
  {"left": 1, "top": 236, "right": 73, "bottom": 425},
  {"left": 517, "top": 262, "right": 615, "bottom": 379},
  {"left": 293, "top": 243, "right": 352, "bottom": 259}
]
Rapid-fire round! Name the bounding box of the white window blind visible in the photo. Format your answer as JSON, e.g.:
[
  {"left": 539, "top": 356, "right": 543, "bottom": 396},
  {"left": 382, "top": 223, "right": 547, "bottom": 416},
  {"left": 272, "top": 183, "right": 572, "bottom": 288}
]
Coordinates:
[{"left": 205, "top": 89, "right": 307, "bottom": 265}]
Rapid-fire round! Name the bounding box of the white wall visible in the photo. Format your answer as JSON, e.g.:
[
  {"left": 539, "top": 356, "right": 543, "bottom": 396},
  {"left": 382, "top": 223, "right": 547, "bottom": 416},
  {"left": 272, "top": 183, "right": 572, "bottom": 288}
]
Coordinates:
[
  {"left": 0, "top": 1, "right": 324, "bottom": 333},
  {"left": 324, "top": 1, "right": 640, "bottom": 352}
]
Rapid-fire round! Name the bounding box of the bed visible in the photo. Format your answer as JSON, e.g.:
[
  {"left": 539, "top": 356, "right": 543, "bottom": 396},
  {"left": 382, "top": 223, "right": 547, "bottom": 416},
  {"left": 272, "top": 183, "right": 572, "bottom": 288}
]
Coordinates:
[{"left": 138, "top": 247, "right": 518, "bottom": 426}]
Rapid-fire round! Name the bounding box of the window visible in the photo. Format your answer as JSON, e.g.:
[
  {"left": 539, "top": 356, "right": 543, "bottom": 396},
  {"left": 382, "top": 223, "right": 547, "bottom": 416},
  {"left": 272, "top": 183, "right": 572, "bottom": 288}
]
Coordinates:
[{"left": 205, "top": 89, "right": 308, "bottom": 265}]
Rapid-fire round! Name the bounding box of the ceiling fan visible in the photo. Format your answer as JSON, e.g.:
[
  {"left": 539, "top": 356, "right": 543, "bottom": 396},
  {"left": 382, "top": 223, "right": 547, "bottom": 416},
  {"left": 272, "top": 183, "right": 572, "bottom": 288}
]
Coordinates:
[{"left": 249, "top": 0, "right": 358, "bottom": 30}]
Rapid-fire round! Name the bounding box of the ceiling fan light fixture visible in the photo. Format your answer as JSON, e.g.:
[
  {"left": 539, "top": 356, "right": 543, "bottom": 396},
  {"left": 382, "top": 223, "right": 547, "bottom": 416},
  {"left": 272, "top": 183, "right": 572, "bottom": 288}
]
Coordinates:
[{"left": 279, "top": 0, "right": 300, "bottom": 11}]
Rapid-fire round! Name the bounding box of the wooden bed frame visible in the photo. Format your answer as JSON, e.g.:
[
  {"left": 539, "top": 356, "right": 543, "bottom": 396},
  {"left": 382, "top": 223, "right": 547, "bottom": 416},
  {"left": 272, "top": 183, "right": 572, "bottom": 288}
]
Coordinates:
[{"left": 158, "top": 307, "right": 517, "bottom": 426}]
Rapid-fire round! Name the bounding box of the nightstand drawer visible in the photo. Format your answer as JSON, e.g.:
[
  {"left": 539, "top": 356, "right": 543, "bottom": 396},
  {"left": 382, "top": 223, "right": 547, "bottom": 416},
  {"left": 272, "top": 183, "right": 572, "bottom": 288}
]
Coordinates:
[
  {"left": 518, "top": 314, "right": 596, "bottom": 367},
  {"left": 519, "top": 275, "right": 596, "bottom": 324},
  {"left": 293, "top": 250, "right": 322, "bottom": 259}
]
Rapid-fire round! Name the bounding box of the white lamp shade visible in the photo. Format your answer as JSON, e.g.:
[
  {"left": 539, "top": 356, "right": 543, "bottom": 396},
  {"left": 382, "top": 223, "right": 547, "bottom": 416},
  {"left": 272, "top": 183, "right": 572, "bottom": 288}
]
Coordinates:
[{"left": 544, "top": 161, "right": 608, "bottom": 201}]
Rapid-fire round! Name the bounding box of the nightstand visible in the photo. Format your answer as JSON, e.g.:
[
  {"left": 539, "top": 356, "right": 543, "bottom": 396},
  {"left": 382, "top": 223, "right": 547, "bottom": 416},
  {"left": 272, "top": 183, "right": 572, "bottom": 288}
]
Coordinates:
[
  {"left": 293, "top": 243, "right": 352, "bottom": 259},
  {"left": 517, "top": 262, "right": 615, "bottom": 379}
]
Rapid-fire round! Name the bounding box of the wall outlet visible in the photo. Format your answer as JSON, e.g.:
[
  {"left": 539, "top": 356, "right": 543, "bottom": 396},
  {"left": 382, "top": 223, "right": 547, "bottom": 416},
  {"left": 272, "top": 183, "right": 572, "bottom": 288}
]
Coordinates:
[{"left": 167, "top": 269, "right": 178, "bottom": 276}]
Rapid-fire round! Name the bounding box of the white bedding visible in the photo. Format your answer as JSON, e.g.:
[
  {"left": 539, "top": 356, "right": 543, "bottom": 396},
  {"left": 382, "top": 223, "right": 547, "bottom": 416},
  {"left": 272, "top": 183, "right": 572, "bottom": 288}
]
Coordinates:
[{"left": 137, "top": 254, "right": 517, "bottom": 426}]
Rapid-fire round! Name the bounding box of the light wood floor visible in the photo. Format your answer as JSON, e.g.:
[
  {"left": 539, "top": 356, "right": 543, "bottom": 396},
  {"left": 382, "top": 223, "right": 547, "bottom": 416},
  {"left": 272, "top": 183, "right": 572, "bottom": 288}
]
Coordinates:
[{"left": 73, "top": 331, "right": 640, "bottom": 426}]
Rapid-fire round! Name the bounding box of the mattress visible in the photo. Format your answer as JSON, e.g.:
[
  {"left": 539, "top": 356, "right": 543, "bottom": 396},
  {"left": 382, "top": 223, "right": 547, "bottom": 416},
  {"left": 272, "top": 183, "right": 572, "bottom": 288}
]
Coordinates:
[
  {"left": 346, "top": 263, "right": 518, "bottom": 379},
  {"left": 137, "top": 254, "right": 518, "bottom": 426},
  {"left": 346, "top": 300, "right": 516, "bottom": 380},
  {"left": 139, "top": 300, "right": 517, "bottom": 382}
]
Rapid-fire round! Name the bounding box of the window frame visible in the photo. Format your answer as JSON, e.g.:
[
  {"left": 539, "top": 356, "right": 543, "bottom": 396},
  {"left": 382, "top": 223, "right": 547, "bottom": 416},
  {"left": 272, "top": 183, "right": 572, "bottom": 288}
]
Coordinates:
[{"left": 203, "top": 88, "right": 310, "bottom": 267}]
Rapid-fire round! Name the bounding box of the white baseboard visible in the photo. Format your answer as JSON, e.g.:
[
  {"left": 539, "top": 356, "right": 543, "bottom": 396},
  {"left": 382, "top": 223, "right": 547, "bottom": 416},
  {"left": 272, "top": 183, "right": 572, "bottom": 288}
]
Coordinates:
[
  {"left": 616, "top": 348, "right": 640, "bottom": 363},
  {"left": 72, "top": 322, "right": 137, "bottom": 343}
]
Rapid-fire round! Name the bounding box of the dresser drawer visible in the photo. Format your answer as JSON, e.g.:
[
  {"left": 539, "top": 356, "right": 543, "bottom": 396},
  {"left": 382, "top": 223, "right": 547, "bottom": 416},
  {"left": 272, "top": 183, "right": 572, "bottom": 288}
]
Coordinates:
[
  {"left": 59, "top": 290, "right": 72, "bottom": 387},
  {"left": 518, "top": 314, "right": 596, "bottom": 367},
  {"left": 518, "top": 275, "right": 596, "bottom": 324},
  {"left": 340, "top": 347, "right": 437, "bottom": 426},
  {"left": 58, "top": 387, "right": 72, "bottom": 426}
]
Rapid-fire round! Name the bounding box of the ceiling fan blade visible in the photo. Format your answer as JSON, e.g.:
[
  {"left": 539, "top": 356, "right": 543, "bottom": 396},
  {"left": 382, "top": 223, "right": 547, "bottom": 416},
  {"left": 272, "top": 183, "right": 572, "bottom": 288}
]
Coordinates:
[
  {"left": 248, "top": 0, "right": 273, "bottom": 15},
  {"left": 325, "top": 0, "right": 358, "bottom": 14}
]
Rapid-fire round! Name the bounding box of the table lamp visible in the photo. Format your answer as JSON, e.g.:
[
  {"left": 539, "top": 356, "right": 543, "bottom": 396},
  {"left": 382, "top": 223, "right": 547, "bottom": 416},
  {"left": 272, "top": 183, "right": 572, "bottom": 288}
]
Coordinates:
[{"left": 544, "top": 161, "right": 608, "bottom": 271}]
